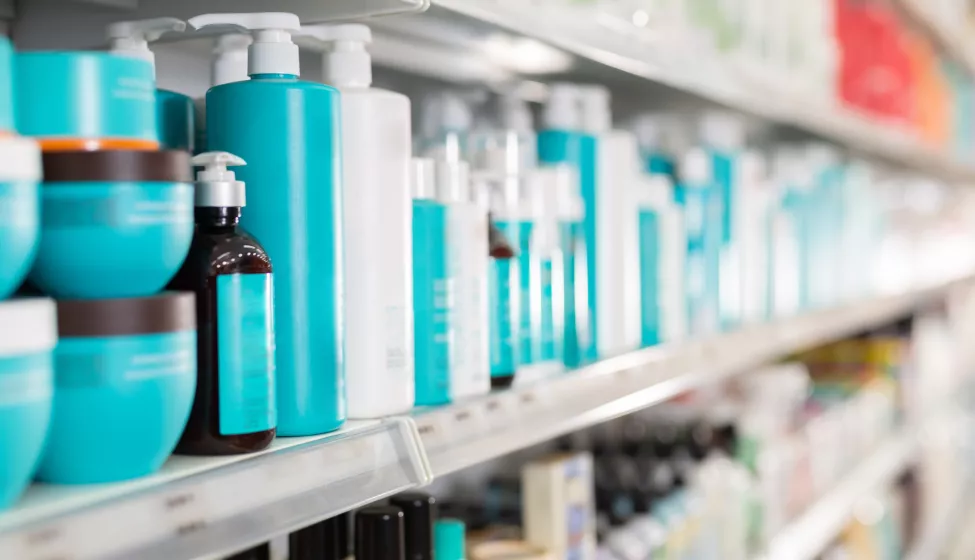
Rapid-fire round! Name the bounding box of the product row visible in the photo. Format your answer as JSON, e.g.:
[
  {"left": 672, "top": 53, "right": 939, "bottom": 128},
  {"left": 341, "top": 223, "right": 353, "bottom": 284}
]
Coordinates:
[{"left": 521, "top": 0, "right": 975, "bottom": 155}]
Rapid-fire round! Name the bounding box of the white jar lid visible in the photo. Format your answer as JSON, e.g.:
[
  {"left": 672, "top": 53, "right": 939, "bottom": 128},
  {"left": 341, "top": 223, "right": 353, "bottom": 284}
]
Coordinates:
[
  {"left": 0, "top": 298, "right": 58, "bottom": 357},
  {"left": 0, "top": 135, "right": 42, "bottom": 182}
]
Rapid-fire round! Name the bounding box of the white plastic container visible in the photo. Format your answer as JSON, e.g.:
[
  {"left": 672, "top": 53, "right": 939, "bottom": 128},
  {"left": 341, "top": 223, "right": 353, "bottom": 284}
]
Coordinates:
[
  {"left": 305, "top": 23, "right": 414, "bottom": 418},
  {"left": 435, "top": 159, "right": 491, "bottom": 400}
]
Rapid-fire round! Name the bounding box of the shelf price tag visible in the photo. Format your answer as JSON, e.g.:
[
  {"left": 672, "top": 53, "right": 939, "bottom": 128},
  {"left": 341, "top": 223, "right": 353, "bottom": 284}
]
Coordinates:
[
  {"left": 416, "top": 412, "right": 451, "bottom": 452},
  {"left": 160, "top": 487, "right": 209, "bottom": 538}
]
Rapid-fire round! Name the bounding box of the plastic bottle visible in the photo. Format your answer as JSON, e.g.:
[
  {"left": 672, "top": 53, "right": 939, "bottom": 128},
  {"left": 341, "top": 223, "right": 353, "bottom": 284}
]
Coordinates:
[
  {"left": 389, "top": 493, "right": 436, "bottom": 560},
  {"left": 537, "top": 84, "right": 591, "bottom": 367},
  {"left": 676, "top": 148, "right": 721, "bottom": 337},
  {"left": 303, "top": 23, "right": 414, "bottom": 418},
  {"left": 434, "top": 519, "right": 467, "bottom": 560},
  {"left": 195, "top": 33, "right": 252, "bottom": 154},
  {"left": 169, "top": 151, "right": 276, "bottom": 455},
  {"left": 107, "top": 17, "right": 194, "bottom": 152},
  {"left": 190, "top": 12, "right": 344, "bottom": 436},
  {"left": 356, "top": 506, "right": 406, "bottom": 560}
]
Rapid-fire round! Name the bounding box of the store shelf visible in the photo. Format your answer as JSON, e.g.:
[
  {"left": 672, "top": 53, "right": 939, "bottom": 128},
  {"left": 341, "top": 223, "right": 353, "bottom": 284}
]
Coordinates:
[
  {"left": 0, "top": 419, "right": 431, "bottom": 560},
  {"left": 421, "top": 0, "right": 975, "bottom": 182},
  {"left": 756, "top": 427, "right": 919, "bottom": 560},
  {"left": 416, "top": 278, "right": 969, "bottom": 476}
]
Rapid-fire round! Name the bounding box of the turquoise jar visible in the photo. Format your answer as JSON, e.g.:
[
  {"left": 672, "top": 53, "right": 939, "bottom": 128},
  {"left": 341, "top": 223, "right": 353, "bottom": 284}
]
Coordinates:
[
  {"left": 157, "top": 89, "right": 195, "bottom": 152},
  {"left": 31, "top": 150, "right": 194, "bottom": 299},
  {"left": 0, "top": 298, "right": 56, "bottom": 509},
  {"left": 0, "top": 136, "right": 42, "bottom": 299},
  {"left": 15, "top": 52, "right": 158, "bottom": 151},
  {"left": 38, "top": 293, "right": 196, "bottom": 484},
  {"left": 0, "top": 36, "right": 14, "bottom": 133}
]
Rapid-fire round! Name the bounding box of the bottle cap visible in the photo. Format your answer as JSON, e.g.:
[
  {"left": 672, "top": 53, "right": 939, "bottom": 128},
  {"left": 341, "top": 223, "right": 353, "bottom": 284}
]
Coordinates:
[
  {"left": 42, "top": 150, "right": 192, "bottom": 183},
  {"left": 288, "top": 517, "right": 343, "bottom": 560},
  {"left": 188, "top": 13, "right": 301, "bottom": 77},
  {"left": 355, "top": 506, "right": 405, "bottom": 560},
  {"left": 192, "top": 151, "right": 247, "bottom": 207},
  {"left": 410, "top": 157, "right": 437, "bottom": 200},
  {"left": 0, "top": 298, "right": 58, "bottom": 357},
  {"left": 434, "top": 160, "right": 471, "bottom": 204},
  {"left": 421, "top": 91, "right": 473, "bottom": 141},
  {"left": 433, "top": 519, "right": 466, "bottom": 560},
  {"left": 301, "top": 24, "right": 373, "bottom": 88},
  {"left": 107, "top": 17, "right": 186, "bottom": 72},
  {"left": 497, "top": 94, "right": 533, "bottom": 133},
  {"left": 0, "top": 135, "right": 41, "bottom": 182},
  {"left": 389, "top": 493, "right": 436, "bottom": 560},
  {"left": 212, "top": 34, "right": 252, "bottom": 86},
  {"left": 542, "top": 82, "right": 579, "bottom": 130},
  {"left": 698, "top": 111, "right": 747, "bottom": 150},
  {"left": 578, "top": 84, "right": 611, "bottom": 133},
  {"left": 678, "top": 148, "right": 711, "bottom": 186}
]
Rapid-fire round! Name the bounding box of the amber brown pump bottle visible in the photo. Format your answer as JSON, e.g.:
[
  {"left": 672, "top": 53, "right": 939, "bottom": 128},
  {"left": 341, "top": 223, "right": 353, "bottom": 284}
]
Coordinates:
[{"left": 171, "top": 151, "right": 276, "bottom": 455}]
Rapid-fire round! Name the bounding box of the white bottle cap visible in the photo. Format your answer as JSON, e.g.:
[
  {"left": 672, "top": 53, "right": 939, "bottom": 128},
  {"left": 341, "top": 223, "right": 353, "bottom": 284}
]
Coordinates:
[
  {"left": 410, "top": 157, "right": 437, "bottom": 200},
  {"left": 106, "top": 17, "right": 186, "bottom": 72},
  {"left": 0, "top": 135, "right": 41, "bottom": 182},
  {"left": 434, "top": 160, "right": 471, "bottom": 204},
  {"left": 421, "top": 91, "right": 473, "bottom": 139},
  {"left": 542, "top": 82, "right": 580, "bottom": 130},
  {"left": 301, "top": 24, "right": 373, "bottom": 88},
  {"left": 498, "top": 94, "right": 533, "bottom": 133},
  {"left": 679, "top": 148, "right": 712, "bottom": 185},
  {"left": 698, "top": 111, "right": 747, "bottom": 150},
  {"left": 0, "top": 298, "right": 57, "bottom": 357},
  {"left": 191, "top": 151, "right": 247, "bottom": 207},
  {"left": 212, "top": 34, "right": 252, "bottom": 86},
  {"left": 578, "top": 84, "right": 612, "bottom": 133},
  {"left": 188, "top": 13, "right": 301, "bottom": 77}
]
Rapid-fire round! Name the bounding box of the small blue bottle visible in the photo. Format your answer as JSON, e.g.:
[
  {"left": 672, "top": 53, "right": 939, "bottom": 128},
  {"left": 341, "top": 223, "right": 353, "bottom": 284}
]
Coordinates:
[{"left": 190, "top": 12, "right": 344, "bottom": 436}]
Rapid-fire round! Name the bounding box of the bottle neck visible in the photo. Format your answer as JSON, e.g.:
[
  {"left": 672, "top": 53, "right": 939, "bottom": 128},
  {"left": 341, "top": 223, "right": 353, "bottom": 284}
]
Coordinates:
[
  {"left": 196, "top": 207, "right": 241, "bottom": 230},
  {"left": 250, "top": 73, "right": 297, "bottom": 80}
]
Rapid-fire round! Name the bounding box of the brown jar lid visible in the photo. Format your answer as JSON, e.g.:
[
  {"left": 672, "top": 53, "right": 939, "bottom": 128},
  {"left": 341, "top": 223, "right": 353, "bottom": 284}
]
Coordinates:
[
  {"left": 57, "top": 292, "right": 196, "bottom": 337},
  {"left": 42, "top": 150, "right": 193, "bottom": 183}
]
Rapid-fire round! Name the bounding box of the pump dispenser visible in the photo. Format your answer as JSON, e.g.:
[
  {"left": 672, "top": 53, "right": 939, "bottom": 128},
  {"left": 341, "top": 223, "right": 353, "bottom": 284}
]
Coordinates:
[
  {"left": 302, "top": 23, "right": 414, "bottom": 419},
  {"left": 169, "top": 152, "right": 275, "bottom": 455},
  {"left": 107, "top": 18, "right": 194, "bottom": 152},
  {"left": 192, "top": 12, "right": 345, "bottom": 435},
  {"left": 195, "top": 34, "right": 251, "bottom": 153}
]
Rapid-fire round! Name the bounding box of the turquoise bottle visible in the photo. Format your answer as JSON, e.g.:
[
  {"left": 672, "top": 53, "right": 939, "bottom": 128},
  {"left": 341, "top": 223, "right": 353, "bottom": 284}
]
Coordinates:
[{"left": 190, "top": 13, "right": 344, "bottom": 435}]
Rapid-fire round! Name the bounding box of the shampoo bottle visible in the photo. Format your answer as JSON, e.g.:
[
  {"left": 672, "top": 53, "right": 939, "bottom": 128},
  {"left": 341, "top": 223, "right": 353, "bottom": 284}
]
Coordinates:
[
  {"left": 190, "top": 12, "right": 344, "bottom": 435},
  {"left": 676, "top": 149, "right": 721, "bottom": 337},
  {"left": 537, "top": 84, "right": 593, "bottom": 365},
  {"left": 410, "top": 159, "right": 453, "bottom": 406},
  {"left": 169, "top": 151, "right": 275, "bottom": 455},
  {"left": 303, "top": 23, "right": 414, "bottom": 418},
  {"left": 107, "top": 17, "right": 194, "bottom": 152}
]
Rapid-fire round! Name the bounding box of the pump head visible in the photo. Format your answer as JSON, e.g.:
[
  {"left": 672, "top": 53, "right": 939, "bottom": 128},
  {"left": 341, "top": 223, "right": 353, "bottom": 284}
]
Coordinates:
[
  {"left": 106, "top": 17, "right": 186, "bottom": 70},
  {"left": 301, "top": 24, "right": 373, "bottom": 88},
  {"left": 188, "top": 12, "right": 301, "bottom": 77},
  {"left": 542, "top": 82, "right": 580, "bottom": 130},
  {"left": 191, "top": 151, "right": 247, "bottom": 207},
  {"left": 212, "top": 34, "right": 252, "bottom": 86}
]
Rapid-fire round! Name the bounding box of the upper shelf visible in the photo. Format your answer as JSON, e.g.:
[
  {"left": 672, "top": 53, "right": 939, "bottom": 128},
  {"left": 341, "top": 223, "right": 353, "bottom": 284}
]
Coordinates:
[{"left": 378, "top": 0, "right": 975, "bottom": 183}]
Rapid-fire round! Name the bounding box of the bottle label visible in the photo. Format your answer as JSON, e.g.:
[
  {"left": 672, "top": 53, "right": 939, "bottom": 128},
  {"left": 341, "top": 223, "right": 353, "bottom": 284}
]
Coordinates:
[
  {"left": 0, "top": 352, "right": 52, "bottom": 408},
  {"left": 413, "top": 200, "right": 452, "bottom": 404},
  {"left": 217, "top": 273, "right": 276, "bottom": 436},
  {"left": 488, "top": 250, "right": 516, "bottom": 378},
  {"left": 638, "top": 209, "right": 661, "bottom": 347}
]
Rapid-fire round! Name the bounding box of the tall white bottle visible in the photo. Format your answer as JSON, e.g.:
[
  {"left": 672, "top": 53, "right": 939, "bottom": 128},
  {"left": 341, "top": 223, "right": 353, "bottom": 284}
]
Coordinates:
[
  {"left": 305, "top": 24, "right": 414, "bottom": 418},
  {"left": 435, "top": 160, "right": 491, "bottom": 400},
  {"left": 578, "top": 86, "right": 641, "bottom": 357}
]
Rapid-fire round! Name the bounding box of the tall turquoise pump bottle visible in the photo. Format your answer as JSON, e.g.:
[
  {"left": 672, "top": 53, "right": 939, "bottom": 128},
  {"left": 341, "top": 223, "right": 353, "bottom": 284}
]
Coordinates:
[
  {"left": 189, "top": 12, "right": 344, "bottom": 436},
  {"left": 107, "top": 18, "right": 196, "bottom": 152}
]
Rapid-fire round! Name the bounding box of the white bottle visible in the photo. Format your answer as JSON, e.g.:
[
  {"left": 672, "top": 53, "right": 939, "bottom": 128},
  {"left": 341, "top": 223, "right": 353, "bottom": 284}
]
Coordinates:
[
  {"left": 435, "top": 160, "right": 491, "bottom": 400},
  {"left": 303, "top": 23, "right": 414, "bottom": 418},
  {"left": 635, "top": 174, "right": 686, "bottom": 345},
  {"left": 578, "top": 85, "right": 641, "bottom": 357}
]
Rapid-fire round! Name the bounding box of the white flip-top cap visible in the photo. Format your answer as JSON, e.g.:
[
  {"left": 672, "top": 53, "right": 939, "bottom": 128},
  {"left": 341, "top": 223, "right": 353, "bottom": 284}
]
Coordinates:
[
  {"left": 192, "top": 151, "right": 247, "bottom": 207},
  {"left": 0, "top": 136, "right": 42, "bottom": 182},
  {"left": 542, "top": 82, "right": 580, "bottom": 130},
  {"left": 434, "top": 159, "right": 471, "bottom": 204},
  {"left": 107, "top": 17, "right": 186, "bottom": 72},
  {"left": 302, "top": 24, "right": 373, "bottom": 88},
  {"left": 698, "top": 111, "right": 747, "bottom": 150},
  {"left": 189, "top": 13, "right": 301, "bottom": 77},
  {"left": 410, "top": 158, "right": 437, "bottom": 200},
  {"left": 578, "top": 84, "right": 611, "bottom": 133},
  {"left": 679, "top": 148, "right": 712, "bottom": 186},
  {"left": 421, "top": 91, "right": 473, "bottom": 140},
  {"left": 212, "top": 34, "right": 252, "bottom": 86},
  {"left": 0, "top": 298, "right": 57, "bottom": 357}
]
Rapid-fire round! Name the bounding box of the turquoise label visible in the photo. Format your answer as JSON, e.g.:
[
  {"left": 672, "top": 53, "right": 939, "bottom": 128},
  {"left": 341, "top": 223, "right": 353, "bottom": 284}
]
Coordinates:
[
  {"left": 638, "top": 210, "right": 661, "bottom": 347},
  {"left": 413, "top": 200, "right": 452, "bottom": 405},
  {"left": 16, "top": 52, "right": 157, "bottom": 142},
  {"left": 539, "top": 258, "right": 557, "bottom": 361},
  {"left": 0, "top": 352, "right": 53, "bottom": 408},
  {"left": 558, "top": 221, "right": 586, "bottom": 368},
  {"left": 0, "top": 37, "right": 13, "bottom": 132},
  {"left": 488, "top": 244, "right": 517, "bottom": 378},
  {"left": 644, "top": 153, "right": 676, "bottom": 182},
  {"left": 538, "top": 129, "right": 597, "bottom": 362},
  {"left": 217, "top": 273, "right": 276, "bottom": 435}
]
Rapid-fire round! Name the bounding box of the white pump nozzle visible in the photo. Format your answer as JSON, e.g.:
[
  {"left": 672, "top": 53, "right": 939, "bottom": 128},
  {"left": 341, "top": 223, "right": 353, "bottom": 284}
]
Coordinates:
[
  {"left": 212, "top": 34, "right": 252, "bottom": 86},
  {"left": 107, "top": 17, "right": 186, "bottom": 71},
  {"left": 189, "top": 13, "right": 301, "bottom": 77},
  {"left": 191, "top": 151, "right": 247, "bottom": 207},
  {"left": 301, "top": 24, "right": 373, "bottom": 88}
]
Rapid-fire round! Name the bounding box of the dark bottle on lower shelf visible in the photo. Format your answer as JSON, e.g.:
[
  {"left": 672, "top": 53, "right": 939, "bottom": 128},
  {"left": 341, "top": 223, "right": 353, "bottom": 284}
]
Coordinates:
[
  {"left": 225, "top": 543, "right": 270, "bottom": 560},
  {"left": 171, "top": 152, "right": 276, "bottom": 455},
  {"left": 289, "top": 515, "right": 346, "bottom": 560},
  {"left": 389, "top": 493, "right": 435, "bottom": 560},
  {"left": 356, "top": 506, "right": 406, "bottom": 560}
]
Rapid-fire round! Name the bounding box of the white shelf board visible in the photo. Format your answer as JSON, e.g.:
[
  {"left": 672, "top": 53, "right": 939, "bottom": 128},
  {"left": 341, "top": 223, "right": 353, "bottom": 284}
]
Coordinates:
[
  {"left": 756, "top": 428, "right": 920, "bottom": 560},
  {"left": 417, "top": 278, "right": 970, "bottom": 476},
  {"left": 429, "top": 0, "right": 975, "bottom": 182},
  {"left": 0, "top": 419, "right": 431, "bottom": 560}
]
